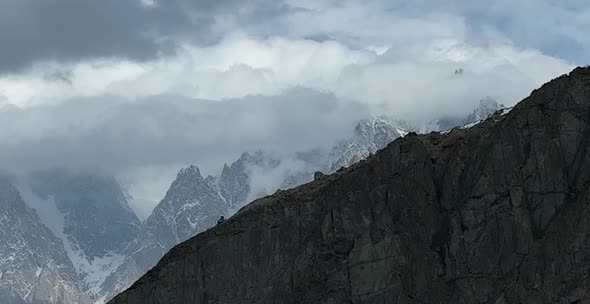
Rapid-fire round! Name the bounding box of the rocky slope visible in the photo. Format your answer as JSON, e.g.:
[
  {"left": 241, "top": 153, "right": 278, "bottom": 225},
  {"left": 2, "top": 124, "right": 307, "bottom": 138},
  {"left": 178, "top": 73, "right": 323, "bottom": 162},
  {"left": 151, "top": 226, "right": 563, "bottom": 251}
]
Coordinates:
[{"left": 109, "top": 67, "right": 590, "bottom": 303}]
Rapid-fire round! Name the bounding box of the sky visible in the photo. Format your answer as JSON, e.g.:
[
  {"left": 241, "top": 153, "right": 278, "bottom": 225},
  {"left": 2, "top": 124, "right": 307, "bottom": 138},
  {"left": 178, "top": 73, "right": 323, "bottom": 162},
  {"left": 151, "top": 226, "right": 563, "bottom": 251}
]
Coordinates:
[{"left": 0, "top": 0, "right": 586, "bottom": 218}]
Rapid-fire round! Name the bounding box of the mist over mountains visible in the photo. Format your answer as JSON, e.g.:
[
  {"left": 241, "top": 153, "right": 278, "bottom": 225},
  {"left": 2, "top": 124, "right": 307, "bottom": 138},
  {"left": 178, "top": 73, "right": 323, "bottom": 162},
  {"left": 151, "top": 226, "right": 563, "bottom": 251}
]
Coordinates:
[
  {"left": 0, "top": 1, "right": 587, "bottom": 304},
  {"left": 108, "top": 66, "right": 590, "bottom": 304},
  {"left": 0, "top": 98, "right": 502, "bottom": 303}
]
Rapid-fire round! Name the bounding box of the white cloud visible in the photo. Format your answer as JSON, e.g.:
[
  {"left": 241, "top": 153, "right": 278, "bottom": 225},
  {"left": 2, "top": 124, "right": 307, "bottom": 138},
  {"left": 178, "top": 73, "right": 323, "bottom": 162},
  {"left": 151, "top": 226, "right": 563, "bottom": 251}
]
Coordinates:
[
  {"left": 0, "top": 0, "right": 581, "bottom": 215},
  {"left": 0, "top": 34, "right": 572, "bottom": 120}
]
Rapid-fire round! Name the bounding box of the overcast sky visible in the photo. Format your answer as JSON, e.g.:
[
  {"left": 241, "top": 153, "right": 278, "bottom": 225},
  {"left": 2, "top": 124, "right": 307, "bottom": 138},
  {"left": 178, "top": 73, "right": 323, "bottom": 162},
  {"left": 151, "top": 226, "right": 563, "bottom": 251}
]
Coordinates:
[{"left": 0, "top": 0, "right": 585, "bottom": 217}]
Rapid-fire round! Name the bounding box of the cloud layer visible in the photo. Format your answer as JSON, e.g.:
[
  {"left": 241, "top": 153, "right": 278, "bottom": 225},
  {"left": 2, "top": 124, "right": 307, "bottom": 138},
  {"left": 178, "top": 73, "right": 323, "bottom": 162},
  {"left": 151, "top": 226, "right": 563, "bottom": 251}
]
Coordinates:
[{"left": 0, "top": 0, "right": 583, "bottom": 215}]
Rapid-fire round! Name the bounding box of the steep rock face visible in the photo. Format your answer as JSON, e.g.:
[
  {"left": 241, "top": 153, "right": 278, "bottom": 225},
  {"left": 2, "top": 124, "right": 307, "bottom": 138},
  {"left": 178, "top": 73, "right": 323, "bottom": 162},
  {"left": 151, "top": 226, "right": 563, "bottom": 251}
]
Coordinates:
[
  {"left": 0, "top": 179, "right": 90, "bottom": 304},
  {"left": 110, "top": 67, "right": 590, "bottom": 304}
]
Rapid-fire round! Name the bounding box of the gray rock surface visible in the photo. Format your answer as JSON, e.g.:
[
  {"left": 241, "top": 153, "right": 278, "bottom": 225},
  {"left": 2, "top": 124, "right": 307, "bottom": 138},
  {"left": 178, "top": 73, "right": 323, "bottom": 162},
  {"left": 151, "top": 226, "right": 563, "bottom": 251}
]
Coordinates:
[{"left": 109, "top": 66, "right": 590, "bottom": 304}]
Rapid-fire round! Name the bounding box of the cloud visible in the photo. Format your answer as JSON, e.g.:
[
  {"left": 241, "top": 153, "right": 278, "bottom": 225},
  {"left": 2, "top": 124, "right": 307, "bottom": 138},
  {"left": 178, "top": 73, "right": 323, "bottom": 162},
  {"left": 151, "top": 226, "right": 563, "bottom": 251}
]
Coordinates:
[
  {"left": 0, "top": 0, "right": 587, "bottom": 74},
  {"left": 0, "top": 88, "right": 368, "bottom": 176},
  {"left": 0, "top": 86, "right": 368, "bottom": 217},
  {"left": 0, "top": 0, "right": 583, "bottom": 215},
  {"left": 0, "top": 35, "right": 375, "bottom": 107},
  {"left": 245, "top": 156, "right": 315, "bottom": 203},
  {"left": 0, "top": 26, "right": 573, "bottom": 175},
  {"left": 0, "top": 34, "right": 572, "bottom": 115},
  {"left": 0, "top": 0, "right": 293, "bottom": 73}
]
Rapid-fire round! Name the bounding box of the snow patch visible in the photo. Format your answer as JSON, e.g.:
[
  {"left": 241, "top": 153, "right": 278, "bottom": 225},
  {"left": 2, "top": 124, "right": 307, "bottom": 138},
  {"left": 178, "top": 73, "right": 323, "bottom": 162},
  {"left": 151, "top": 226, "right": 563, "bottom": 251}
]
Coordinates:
[
  {"left": 461, "top": 120, "right": 482, "bottom": 129},
  {"left": 396, "top": 127, "right": 409, "bottom": 137}
]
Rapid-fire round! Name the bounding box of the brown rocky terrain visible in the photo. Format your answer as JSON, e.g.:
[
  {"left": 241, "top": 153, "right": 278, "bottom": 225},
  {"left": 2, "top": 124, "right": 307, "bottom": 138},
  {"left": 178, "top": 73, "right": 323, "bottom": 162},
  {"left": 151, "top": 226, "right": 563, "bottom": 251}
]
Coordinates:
[{"left": 109, "top": 66, "right": 590, "bottom": 304}]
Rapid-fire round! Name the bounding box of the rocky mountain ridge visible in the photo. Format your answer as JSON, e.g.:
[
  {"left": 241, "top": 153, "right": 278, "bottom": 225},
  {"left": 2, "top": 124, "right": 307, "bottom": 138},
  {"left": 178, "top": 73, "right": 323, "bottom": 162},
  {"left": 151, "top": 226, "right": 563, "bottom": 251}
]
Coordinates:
[{"left": 109, "top": 67, "right": 590, "bottom": 303}]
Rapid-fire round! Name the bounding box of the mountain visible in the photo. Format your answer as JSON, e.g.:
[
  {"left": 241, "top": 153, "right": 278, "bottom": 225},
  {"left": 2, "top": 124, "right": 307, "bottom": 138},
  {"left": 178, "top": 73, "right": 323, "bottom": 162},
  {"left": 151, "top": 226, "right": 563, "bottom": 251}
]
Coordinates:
[
  {"left": 464, "top": 96, "right": 505, "bottom": 125},
  {"left": 100, "top": 165, "right": 230, "bottom": 299},
  {"left": 219, "top": 151, "right": 281, "bottom": 208},
  {"left": 330, "top": 97, "right": 503, "bottom": 171},
  {"left": 0, "top": 178, "right": 90, "bottom": 304},
  {"left": 421, "top": 96, "right": 505, "bottom": 132},
  {"left": 25, "top": 170, "right": 141, "bottom": 299},
  {"left": 28, "top": 170, "right": 141, "bottom": 260},
  {"left": 0, "top": 91, "right": 503, "bottom": 303},
  {"left": 329, "top": 117, "right": 409, "bottom": 171},
  {"left": 109, "top": 67, "right": 590, "bottom": 303},
  {"left": 100, "top": 99, "right": 503, "bottom": 302},
  {"left": 0, "top": 170, "right": 141, "bottom": 304},
  {"left": 101, "top": 152, "right": 281, "bottom": 300}
]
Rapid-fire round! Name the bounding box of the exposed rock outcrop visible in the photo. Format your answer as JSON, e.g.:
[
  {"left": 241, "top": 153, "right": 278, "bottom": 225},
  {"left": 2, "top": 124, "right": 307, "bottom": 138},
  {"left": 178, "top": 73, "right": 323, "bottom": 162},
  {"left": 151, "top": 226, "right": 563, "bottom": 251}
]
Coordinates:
[{"left": 110, "top": 67, "right": 590, "bottom": 303}]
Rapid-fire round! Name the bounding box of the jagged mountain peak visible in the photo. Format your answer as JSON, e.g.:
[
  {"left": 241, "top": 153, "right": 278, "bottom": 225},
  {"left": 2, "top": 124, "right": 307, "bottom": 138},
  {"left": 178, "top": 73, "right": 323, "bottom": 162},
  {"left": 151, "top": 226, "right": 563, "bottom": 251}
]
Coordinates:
[{"left": 176, "top": 165, "right": 202, "bottom": 180}]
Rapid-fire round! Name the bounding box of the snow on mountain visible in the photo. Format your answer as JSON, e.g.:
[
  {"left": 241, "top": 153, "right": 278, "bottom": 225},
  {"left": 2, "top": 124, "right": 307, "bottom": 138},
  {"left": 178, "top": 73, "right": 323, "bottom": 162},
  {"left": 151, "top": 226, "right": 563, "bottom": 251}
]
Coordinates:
[
  {"left": 0, "top": 99, "right": 507, "bottom": 304},
  {"left": 8, "top": 171, "right": 141, "bottom": 303},
  {"left": 102, "top": 152, "right": 294, "bottom": 300},
  {"left": 28, "top": 170, "right": 141, "bottom": 259},
  {"left": 0, "top": 178, "right": 91, "bottom": 304},
  {"left": 329, "top": 116, "right": 409, "bottom": 170},
  {"left": 101, "top": 165, "right": 231, "bottom": 301},
  {"left": 464, "top": 97, "right": 505, "bottom": 124},
  {"left": 422, "top": 97, "right": 504, "bottom": 132},
  {"left": 99, "top": 99, "right": 507, "bottom": 302}
]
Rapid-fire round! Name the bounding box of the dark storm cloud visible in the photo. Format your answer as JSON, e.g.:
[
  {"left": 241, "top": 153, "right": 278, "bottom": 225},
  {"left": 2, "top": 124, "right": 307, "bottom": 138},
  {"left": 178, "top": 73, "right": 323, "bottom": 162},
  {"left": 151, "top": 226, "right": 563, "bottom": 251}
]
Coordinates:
[{"left": 0, "top": 0, "right": 291, "bottom": 73}]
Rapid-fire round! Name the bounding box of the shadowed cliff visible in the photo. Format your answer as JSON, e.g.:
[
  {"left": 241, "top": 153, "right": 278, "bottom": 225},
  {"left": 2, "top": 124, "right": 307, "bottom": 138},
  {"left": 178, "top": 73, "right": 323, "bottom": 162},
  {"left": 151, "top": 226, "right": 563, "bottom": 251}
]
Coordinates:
[{"left": 110, "top": 66, "right": 590, "bottom": 303}]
